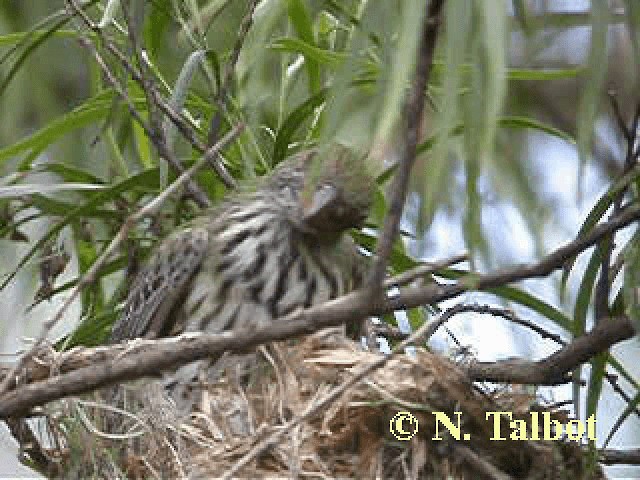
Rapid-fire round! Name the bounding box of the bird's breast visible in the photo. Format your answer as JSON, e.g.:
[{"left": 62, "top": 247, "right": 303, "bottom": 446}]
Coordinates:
[{"left": 181, "top": 209, "right": 355, "bottom": 335}]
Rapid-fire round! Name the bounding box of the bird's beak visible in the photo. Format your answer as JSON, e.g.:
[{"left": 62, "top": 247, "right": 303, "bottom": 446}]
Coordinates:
[{"left": 302, "top": 185, "right": 337, "bottom": 226}]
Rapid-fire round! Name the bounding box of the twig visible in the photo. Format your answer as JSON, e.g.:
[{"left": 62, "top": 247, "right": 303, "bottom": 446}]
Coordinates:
[
  {"left": 424, "top": 303, "right": 568, "bottom": 345},
  {"left": 206, "top": 0, "right": 259, "bottom": 147},
  {"left": 66, "top": 0, "right": 212, "bottom": 208},
  {"left": 67, "top": 0, "right": 236, "bottom": 190},
  {"left": 467, "top": 314, "right": 634, "bottom": 384},
  {"left": 594, "top": 100, "right": 640, "bottom": 324},
  {"left": 4, "top": 417, "right": 58, "bottom": 477},
  {"left": 0, "top": 124, "right": 243, "bottom": 396},
  {"left": 451, "top": 444, "right": 513, "bottom": 480},
  {"left": 598, "top": 448, "right": 640, "bottom": 465},
  {"left": 367, "top": 0, "right": 445, "bottom": 287}
]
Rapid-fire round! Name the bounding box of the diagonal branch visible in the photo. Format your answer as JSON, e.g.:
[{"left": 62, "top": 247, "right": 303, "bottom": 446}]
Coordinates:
[
  {"left": 0, "top": 201, "right": 637, "bottom": 417},
  {"left": 467, "top": 314, "right": 634, "bottom": 384},
  {"left": 207, "top": 0, "right": 259, "bottom": 147}
]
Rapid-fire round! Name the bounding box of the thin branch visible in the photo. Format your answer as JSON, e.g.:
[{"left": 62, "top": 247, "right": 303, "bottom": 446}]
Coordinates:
[
  {"left": 0, "top": 125, "right": 243, "bottom": 396},
  {"left": 594, "top": 100, "right": 640, "bottom": 323},
  {"left": 367, "top": 0, "right": 445, "bottom": 287},
  {"left": 467, "top": 314, "right": 634, "bottom": 384},
  {"left": 598, "top": 448, "right": 640, "bottom": 465},
  {"left": 206, "top": 0, "right": 259, "bottom": 147},
  {"left": 0, "top": 200, "right": 638, "bottom": 415},
  {"left": 426, "top": 303, "right": 568, "bottom": 346},
  {"left": 66, "top": 0, "right": 213, "bottom": 208},
  {"left": 67, "top": 0, "right": 236, "bottom": 190}
]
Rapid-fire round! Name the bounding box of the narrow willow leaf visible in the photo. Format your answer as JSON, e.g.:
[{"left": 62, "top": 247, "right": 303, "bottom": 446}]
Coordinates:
[
  {"left": 585, "top": 352, "right": 607, "bottom": 442},
  {"left": 41, "top": 163, "right": 104, "bottom": 184},
  {"left": 603, "top": 388, "right": 640, "bottom": 448},
  {"left": 572, "top": 242, "right": 606, "bottom": 418},
  {"left": 351, "top": 230, "right": 419, "bottom": 273},
  {"left": 623, "top": 0, "right": 640, "bottom": 73},
  {"left": 270, "top": 37, "right": 347, "bottom": 67},
  {"left": 0, "top": 17, "right": 68, "bottom": 98},
  {"left": 0, "top": 30, "right": 86, "bottom": 47},
  {"left": 0, "top": 169, "right": 159, "bottom": 292},
  {"left": 0, "top": 183, "right": 106, "bottom": 198},
  {"left": 497, "top": 116, "right": 575, "bottom": 144},
  {"left": 423, "top": 0, "right": 470, "bottom": 231},
  {"left": 576, "top": 2, "right": 609, "bottom": 189},
  {"left": 439, "top": 268, "right": 573, "bottom": 331},
  {"left": 623, "top": 229, "right": 640, "bottom": 332},
  {"left": 163, "top": 49, "right": 207, "bottom": 186},
  {"left": 561, "top": 164, "right": 640, "bottom": 289},
  {"left": 286, "top": 0, "right": 321, "bottom": 93},
  {"left": 29, "top": 195, "right": 116, "bottom": 218},
  {"left": 506, "top": 67, "right": 582, "bottom": 81},
  {"left": 0, "top": 90, "right": 122, "bottom": 166},
  {"left": 272, "top": 88, "right": 327, "bottom": 165},
  {"left": 373, "top": 0, "right": 424, "bottom": 144}
]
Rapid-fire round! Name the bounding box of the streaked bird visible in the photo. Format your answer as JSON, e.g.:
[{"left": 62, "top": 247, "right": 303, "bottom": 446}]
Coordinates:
[{"left": 109, "top": 145, "right": 373, "bottom": 403}]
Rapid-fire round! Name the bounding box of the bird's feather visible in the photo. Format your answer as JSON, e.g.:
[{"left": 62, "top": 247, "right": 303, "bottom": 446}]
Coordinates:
[{"left": 110, "top": 227, "right": 209, "bottom": 342}]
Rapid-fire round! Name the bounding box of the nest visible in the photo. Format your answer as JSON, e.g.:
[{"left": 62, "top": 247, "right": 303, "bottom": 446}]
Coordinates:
[{"left": 33, "top": 330, "right": 603, "bottom": 479}]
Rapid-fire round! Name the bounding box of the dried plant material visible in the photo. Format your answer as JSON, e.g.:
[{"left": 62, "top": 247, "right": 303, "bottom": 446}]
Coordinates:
[{"left": 26, "top": 331, "right": 603, "bottom": 479}]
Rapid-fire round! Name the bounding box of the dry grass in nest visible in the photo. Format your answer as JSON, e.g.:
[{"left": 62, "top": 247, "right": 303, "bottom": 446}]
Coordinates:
[{"left": 35, "top": 329, "right": 603, "bottom": 479}]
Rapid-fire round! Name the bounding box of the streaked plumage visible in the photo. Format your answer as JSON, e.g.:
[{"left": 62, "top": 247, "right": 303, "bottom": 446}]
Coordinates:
[{"left": 110, "top": 145, "right": 373, "bottom": 345}]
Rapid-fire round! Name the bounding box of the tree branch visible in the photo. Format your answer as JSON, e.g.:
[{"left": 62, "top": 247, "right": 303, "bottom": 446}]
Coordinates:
[
  {"left": 599, "top": 448, "right": 640, "bottom": 465},
  {"left": 467, "top": 314, "right": 634, "bottom": 384},
  {"left": 0, "top": 201, "right": 637, "bottom": 417},
  {"left": 367, "top": 0, "right": 445, "bottom": 287}
]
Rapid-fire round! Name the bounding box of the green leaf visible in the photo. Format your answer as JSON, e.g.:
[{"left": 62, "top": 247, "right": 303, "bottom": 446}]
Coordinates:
[
  {"left": 272, "top": 88, "right": 327, "bottom": 165},
  {"left": 497, "top": 116, "right": 575, "bottom": 144},
  {"left": 29, "top": 195, "right": 116, "bottom": 218},
  {"left": 0, "top": 89, "right": 129, "bottom": 167},
  {"left": 506, "top": 67, "right": 582, "bottom": 81},
  {"left": 351, "top": 230, "right": 419, "bottom": 273},
  {"left": 585, "top": 352, "right": 607, "bottom": 443},
  {"left": 373, "top": 0, "right": 425, "bottom": 144},
  {"left": 41, "top": 163, "right": 104, "bottom": 184},
  {"left": 270, "top": 36, "right": 347, "bottom": 67},
  {"left": 571, "top": 242, "right": 607, "bottom": 417},
  {"left": 623, "top": 229, "right": 640, "bottom": 332},
  {"left": 0, "top": 169, "right": 159, "bottom": 292},
  {"left": 576, "top": 3, "right": 609, "bottom": 181},
  {"left": 0, "top": 29, "right": 85, "bottom": 48},
  {"left": 286, "top": 0, "right": 321, "bottom": 93},
  {"left": 561, "top": 164, "right": 640, "bottom": 288},
  {"left": 0, "top": 184, "right": 106, "bottom": 199}
]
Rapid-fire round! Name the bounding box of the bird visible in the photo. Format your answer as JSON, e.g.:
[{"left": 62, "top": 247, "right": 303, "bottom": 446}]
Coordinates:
[{"left": 108, "top": 144, "right": 373, "bottom": 402}]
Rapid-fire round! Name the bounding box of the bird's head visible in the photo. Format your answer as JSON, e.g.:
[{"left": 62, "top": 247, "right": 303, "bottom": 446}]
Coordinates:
[{"left": 268, "top": 145, "right": 374, "bottom": 239}]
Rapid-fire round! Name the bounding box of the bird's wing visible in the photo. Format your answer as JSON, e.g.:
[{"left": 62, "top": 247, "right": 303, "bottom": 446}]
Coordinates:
[{"left": 109, "top": 227, "right": 209, "bottom": 343}]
